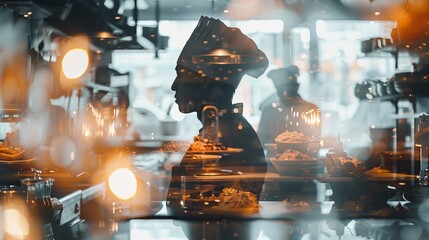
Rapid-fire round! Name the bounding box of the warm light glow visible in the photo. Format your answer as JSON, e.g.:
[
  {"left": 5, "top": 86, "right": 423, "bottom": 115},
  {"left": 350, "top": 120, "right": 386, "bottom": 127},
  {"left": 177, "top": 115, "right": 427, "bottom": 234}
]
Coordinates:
[
  {"left": 374, "top": 12, "right": 380, "bottom": 16},
  {"left": 49, "top": 135, "right": 77, "bottom": 168},
  {"left": 96, "top": 31, "right": 114, "bottom": 39},
  {"left": 4, "top": 208, "right": 30, "bottom": 239},
  {"left": 108, "top": 168, "right": 137, "bottom": 200},
  {"left": 61, "top": 48, "right": 89, "bottom": 79},
  {"left": 211, "top": 49, "right": 231, "bottom": 56}
]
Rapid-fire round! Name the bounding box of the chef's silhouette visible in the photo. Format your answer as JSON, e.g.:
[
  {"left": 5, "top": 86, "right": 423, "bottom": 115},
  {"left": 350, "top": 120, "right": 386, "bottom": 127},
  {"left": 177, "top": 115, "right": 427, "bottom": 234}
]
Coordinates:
[{"left": 167, "top": 16, "right": 269, "bottom": 216}]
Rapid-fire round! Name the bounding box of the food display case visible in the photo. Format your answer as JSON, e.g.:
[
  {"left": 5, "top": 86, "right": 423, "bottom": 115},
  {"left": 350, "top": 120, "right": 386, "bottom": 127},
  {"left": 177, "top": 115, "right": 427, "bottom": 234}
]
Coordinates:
[{"left": 1, "top": 0, "right": 429, "bottom": 239}]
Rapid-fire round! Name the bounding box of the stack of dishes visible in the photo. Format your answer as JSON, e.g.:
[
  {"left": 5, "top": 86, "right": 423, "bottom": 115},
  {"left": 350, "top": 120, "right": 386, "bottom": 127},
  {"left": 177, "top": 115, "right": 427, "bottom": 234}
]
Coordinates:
[{"left": 271, "top": 131, "right": 324, "bottom": 176}]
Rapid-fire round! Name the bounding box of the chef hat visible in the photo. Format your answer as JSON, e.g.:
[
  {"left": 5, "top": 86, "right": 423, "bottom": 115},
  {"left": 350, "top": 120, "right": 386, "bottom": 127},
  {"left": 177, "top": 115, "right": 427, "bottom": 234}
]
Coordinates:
[
  {"left": 267, "top": 65, "right": 300, "bottom": 88},
  {"left": 176, "top": 16, "right": 268, "bottom": 89}
]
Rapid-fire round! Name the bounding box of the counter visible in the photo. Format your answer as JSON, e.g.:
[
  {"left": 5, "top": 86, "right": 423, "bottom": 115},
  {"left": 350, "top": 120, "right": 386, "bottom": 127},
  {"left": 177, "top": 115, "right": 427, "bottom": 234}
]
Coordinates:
[{"left": 60, "top": 199, "right": 429, "bottom": 240}]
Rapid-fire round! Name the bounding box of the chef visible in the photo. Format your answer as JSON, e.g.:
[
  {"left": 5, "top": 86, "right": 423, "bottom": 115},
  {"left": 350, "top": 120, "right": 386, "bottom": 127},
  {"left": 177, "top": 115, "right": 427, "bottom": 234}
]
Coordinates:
[
  {"left": 167, "top": 16, "right": 269, "bottom": 208},
  {"left": 258, "top": 65, "right": 321, "bottom": 145}
]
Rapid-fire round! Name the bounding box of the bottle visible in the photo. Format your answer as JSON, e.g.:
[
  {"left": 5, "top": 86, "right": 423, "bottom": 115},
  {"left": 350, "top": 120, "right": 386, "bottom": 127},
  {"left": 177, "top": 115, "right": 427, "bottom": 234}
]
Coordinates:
[{"left": 201, "top": 105, "right": 219, "bottom": 143}]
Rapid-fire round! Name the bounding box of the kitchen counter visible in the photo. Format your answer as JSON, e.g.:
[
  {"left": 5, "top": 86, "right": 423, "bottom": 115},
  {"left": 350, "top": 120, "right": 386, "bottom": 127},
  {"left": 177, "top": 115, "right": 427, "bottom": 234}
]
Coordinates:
[{"left": 61, "top": 200, "right": 429, "bottom": 240}]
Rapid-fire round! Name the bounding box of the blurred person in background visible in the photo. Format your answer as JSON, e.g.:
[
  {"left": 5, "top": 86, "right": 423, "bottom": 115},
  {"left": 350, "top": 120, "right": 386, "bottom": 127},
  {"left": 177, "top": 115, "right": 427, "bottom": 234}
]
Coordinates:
[{"left": 258, "top": 65, "right": 321, "bottom": 145}]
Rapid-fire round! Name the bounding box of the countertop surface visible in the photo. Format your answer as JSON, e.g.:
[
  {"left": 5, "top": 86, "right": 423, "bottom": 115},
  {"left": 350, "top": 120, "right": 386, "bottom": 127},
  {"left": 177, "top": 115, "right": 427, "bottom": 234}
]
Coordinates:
[{"left": 65, "top": 200, "right": 429, "bottom": 240}]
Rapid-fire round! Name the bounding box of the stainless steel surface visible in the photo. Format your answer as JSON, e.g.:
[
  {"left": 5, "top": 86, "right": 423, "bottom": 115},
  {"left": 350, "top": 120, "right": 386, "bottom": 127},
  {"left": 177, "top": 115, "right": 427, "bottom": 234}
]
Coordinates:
[
  {"left": 82, "top": 183, "right": 104, "bottom": 204},
  {"left": 58, "top": 190, "right": 83, "bottom": 226},
  {"left": 57, "top": 183, "right": 104, "bottom": 225}
]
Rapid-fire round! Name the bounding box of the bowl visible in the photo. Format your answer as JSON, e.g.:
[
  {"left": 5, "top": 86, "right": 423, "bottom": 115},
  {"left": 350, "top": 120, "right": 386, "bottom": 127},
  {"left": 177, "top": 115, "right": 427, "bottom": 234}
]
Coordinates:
[
  {"left": 275, "top": 141, "right": 310, "bottom": 153},
  {"left": 271, "top": 159, "right": 325, "bottom": 176}
]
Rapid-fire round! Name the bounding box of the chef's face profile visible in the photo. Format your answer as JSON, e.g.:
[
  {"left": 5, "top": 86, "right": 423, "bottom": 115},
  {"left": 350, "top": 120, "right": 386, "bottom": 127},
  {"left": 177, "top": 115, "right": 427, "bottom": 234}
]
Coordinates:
[{"left": 171, "top": 67, "right": 202, "bottom": 113}]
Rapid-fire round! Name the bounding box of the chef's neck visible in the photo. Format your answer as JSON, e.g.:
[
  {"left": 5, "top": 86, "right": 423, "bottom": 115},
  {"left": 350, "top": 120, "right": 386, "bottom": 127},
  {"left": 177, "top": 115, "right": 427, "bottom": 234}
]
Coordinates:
[{"left": 196, "top": 101, "right": 233, "bottom": 121}]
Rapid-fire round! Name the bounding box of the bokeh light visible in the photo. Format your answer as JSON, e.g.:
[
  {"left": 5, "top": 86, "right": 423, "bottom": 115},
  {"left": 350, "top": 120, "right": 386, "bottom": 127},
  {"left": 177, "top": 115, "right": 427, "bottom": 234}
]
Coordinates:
[
  {"left": 28, "top": 85, "right": 50, "bottom": 113},
  {"left": 108, "top": 168, "right": 137, "bottom": 200},
  {"left": 211, "top": 49, "right": 230, "bottom": 56},
  {"left": 61, "top": 48, "right": 89, "bottom": 79},
  {"left": 49, "top": 135, "right": 77, "bottom": 168},
  {"left": 3, "top": 207, "right": 30, "bottom": 239},
  {"left": 19, "top": 115, "right": 43, "bottom": 149}
]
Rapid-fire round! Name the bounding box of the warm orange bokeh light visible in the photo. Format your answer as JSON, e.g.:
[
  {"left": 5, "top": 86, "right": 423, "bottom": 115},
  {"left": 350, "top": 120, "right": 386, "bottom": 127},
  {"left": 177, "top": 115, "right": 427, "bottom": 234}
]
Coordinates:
[
  {"left": 57, "top": 35, "right": 91, "bottom": 91},
  {"left": 4, "top": 207, "right": 30, "bottom": 239},
  {"left": 61, "top": 48, "right": 89, "bottom": 79},
  {"left": 108, "top": 167, "right": 138, "bottom": 200}
]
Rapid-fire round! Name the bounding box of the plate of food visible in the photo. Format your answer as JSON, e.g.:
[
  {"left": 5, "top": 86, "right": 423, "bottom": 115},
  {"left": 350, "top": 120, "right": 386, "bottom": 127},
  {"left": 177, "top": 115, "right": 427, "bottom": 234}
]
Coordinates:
[
  {"left": 202, "top": 188, "right": 260, "bottom": 215},
  {"left": 182, "top": 154, "right": 222, "bottom": 162},
  {"left": 275, "top": 131, "right": 311, "bottom": 153},
  {"left": 0, "top": 129, "right": 35, "bottom": 160},
  {"left": 0, "top": 146, "right": 36, "bottom": 164},
  {"left": 182, "top": 187, "right": 260, "bottom": 215},
  {"left": 271, "top": 150, "right": 324, "bottom": 176},
  {"left": 186, "top": 148, "right": 244, "bottom": 155},
  {"left": 185, "top": 136, "right": 243, "bottom": 155}
]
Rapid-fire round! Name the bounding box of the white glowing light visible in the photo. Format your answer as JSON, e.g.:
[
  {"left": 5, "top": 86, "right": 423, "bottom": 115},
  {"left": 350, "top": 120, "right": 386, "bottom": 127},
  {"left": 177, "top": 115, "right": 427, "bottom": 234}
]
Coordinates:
[
  {"left": 4, "top": 208, "right": 30, "bottom": 239},
  {"left": 28, "top": 86, "right": 49, "bottom": 112},
  {"left": 62, "top": 48, "right": 89, "bottom": 79},
  {"left": 50, "top": 135, "right": 77, "bottom": 168},
  {"left": 108, "top": 168, "right": 137, "bottom": 200},
  {"left": 19, "top": 116, "right": 43, "bottom": 148},
  {"left": 316, "top": 20, "right": 326, "bottom": 39}
]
